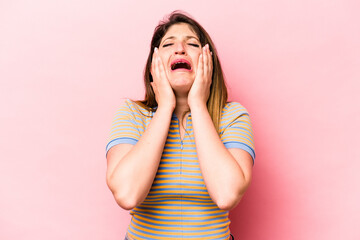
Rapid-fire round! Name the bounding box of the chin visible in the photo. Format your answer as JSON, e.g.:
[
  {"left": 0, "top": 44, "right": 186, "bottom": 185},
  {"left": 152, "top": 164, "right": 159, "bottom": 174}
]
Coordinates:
[{"left": 170, "top": 78, "right": 193, "bottom": 94}]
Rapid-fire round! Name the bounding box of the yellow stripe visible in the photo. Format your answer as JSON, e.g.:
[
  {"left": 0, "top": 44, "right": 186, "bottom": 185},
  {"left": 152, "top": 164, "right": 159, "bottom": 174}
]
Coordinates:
[
  {"left": 133, "top": 209, "right": 224, "bottom": 216},
  {"left": 134, "top": 214, "right": 229, "bottom": 226},
  {"left": 143, "top": 198, "right": 213, "bottom": 203},
  {"left": 222, "top": 135, "right": 253, "bottom": 147},
  {"left": 159, "top": 164, "right": 199, "bottom": 168},
  {"left": 134, "top": 212, "right": 227, "bottom": 221},
  {"left": 157, "top": 169, "right": 201, "bottom": 174},
  {"left": 149, "top": 190, "right": 208, "bottom": 195},
  {"left": 129, "top": 222, "right": 229, "bottom": 237},
  {"left": 165, "top": 143, "right": 196, "bottom": 147},
  {"left": 127, "top": 227, "right": 175, "bottom": 240},
  {"left": 162, "top": 154, "right": 198, "bottom": 158},
  {"left": 145, "top": 195, "right": 212, "bottom": 200},
  {"left": 138, "top": 205, "right": 218, "bottom": 210},
  {"left": 154, "top": 174, "right": 203, "bottom": 179},
  {"left": 160, "top": 159, "right": 199, "bottom": 163},
  {"left": 151, "top": 185, "right": 207, "bottom": 190},
  {"left": 163, "top": 149, "right": 197, "bottom": 153},
  {"left": 132, "top": 217, "right": 229, "bottom": 231},
  {"left": 154, "top": 179, "right": 205, "bottom": 184}
]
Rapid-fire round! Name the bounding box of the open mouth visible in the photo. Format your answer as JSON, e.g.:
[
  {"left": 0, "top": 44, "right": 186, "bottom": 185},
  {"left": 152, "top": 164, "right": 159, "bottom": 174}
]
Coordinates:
[{"left": 171, "top": 59, "right": 192, "bottom": 71}]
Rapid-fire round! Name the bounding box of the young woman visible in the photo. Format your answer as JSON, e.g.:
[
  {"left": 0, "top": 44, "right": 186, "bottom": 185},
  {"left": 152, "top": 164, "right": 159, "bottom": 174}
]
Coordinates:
[{"left": 106, "top": 11, "right": 255, "bottom": 240}]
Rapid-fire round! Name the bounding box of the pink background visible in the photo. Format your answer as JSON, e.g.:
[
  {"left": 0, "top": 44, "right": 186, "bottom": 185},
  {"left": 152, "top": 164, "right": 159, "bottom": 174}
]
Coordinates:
[{"left": 1, "top": 0, "right": 359, "bottom": 239}]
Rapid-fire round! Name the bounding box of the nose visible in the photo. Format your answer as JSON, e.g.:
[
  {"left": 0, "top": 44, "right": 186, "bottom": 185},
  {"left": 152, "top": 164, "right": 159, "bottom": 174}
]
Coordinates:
[{"left": 174, "top": 42, "right": 186, "bottom": 55}]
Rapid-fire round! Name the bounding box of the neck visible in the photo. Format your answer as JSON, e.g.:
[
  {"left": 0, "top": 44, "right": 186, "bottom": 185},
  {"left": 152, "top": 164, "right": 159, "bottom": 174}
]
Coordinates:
[{"left": 174, "top": 94, "right": 190, "bottom": 123}]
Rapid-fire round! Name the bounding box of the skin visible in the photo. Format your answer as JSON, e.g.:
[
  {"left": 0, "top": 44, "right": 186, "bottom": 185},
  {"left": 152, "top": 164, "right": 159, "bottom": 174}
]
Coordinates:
[{"left": 106, "top": 23, "right": 253, "bottom": 211}]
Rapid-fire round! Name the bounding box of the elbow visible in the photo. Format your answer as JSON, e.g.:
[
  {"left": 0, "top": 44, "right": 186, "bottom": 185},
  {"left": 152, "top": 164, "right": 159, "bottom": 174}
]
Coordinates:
[
  {"left": 215, "top": 182, "right": 251, "bottom": 211},
  {"left": 215, "top": 194, "right": 244, "bottom": 211},
  {"left": 113, "top": 192, "right": 138, "bottom": 210},
  {"left": 106, "top": 175, "right": 138, "bottom": 210}
]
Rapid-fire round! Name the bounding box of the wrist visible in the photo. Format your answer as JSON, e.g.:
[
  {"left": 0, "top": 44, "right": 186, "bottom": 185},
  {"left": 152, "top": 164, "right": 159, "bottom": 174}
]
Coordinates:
[
  {"left": 156, "top": 103, "right": 175, "bottom": 114},
  {"left": 189, "top": 100, "right": 207, "bottom": 112}
]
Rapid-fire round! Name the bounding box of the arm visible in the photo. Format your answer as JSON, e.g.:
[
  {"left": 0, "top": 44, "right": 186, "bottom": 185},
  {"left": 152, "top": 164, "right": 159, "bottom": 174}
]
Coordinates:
[
  {"left": 106, "top": 106, "right": 173, "bottom": 210},
  {"left": 106, "top": 47, "right": 176, "bottom": 210},
  {"left": 190, "top": 105, "right": 253, "bottom": 210},
  {"left": 188, "top": 44, "right": 253, "bottom": 210}
]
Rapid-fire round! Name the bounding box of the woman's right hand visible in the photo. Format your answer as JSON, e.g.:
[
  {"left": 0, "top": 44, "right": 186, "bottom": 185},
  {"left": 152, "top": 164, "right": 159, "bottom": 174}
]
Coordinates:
[{"left": 150, "top": 47, "right": 176, "bottom": 110}]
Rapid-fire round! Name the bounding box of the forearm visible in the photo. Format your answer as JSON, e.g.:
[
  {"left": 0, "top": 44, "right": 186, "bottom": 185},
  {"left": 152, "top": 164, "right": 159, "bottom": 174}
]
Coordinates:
[
  {"left": 190, "top": 104, "right": 250, "bottom": 210},
  {"left": 107, "top": 106, "right": 173, "bottom": 209}
]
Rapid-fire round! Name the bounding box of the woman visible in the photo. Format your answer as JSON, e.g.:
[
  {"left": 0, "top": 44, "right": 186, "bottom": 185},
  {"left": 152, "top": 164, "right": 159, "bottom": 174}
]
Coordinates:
[{"left": 106, "top": 11, "right": 255, "bottom": 240}]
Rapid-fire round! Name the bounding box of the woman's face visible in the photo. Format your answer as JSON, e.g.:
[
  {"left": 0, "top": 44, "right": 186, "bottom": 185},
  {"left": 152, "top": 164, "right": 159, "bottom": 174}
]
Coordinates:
[{"left": 157, "top": 23, "right": 202, "bottom": 94}]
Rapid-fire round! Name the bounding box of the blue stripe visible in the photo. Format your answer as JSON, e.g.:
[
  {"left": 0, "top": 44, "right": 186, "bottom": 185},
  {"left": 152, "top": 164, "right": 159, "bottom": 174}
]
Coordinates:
[
  {"left": 135, "top": 206, "right": 220, "bottom": 213},
  {"left": 131, "top": 216, "right": 228, "bottom": 233},
  {"left": 159, "top": 161, "right": 199, "bottom": 165},
  {"left": 143, "top": 198, "right": 214, "bottom": 204},
  {"left": 165, "top": 141, "right": 195, "bottom": 145},
  {"left": 164, "top": 143, "right": 196, "bottom": 150},
  {"left": 162, "top": 152, "right": 198, "bottom": 156},
  {"left": 105, "top": 137, "right": 137, "bottom": 153},
  {"left": 140, "top": 202, "right": 215, "bottom": 207},
  {"left": 224, "top": 142, "right": 255, "bottom": 162},
  {"left": 154, "top": 172, "right": 202, "bottom": 177},
  {"left": 149, "top": 188, "right": 208, "bottom": 193},
  {"left": 133, "top": 211, "right": 228, "bottom": 220},
  {"left": 158, "top": 166, "right": 200, "bottom": 170},
  {"left": 129, "top": 222, "right": 229, "bottom": 239},
  {"left": 161, "top": 156, "right": 198, "bottom": 160},
  {"left": 153, "top": 176, "right": 203, "bottom": 181},
  {"left": 152, "top": 182, "right": 205, "bottom": 187},
  {"left": 132, "top": 215, "right": 228, "bottom": 228},
  {"left": 147, "top": 193, "right": 210, "bottom": 197}
]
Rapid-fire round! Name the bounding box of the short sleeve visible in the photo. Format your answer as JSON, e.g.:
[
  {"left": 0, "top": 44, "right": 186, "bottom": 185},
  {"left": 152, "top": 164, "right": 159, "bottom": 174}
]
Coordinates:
[
  {"left": 105, "top": 99, "right": 141, "bottom": 156},
  {"left": 220, "top": 102, "right": 256, "bottom": 163}
]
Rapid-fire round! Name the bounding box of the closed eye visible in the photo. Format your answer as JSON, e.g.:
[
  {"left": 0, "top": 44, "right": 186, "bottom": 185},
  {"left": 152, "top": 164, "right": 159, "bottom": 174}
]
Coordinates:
[
  {"left": 188, "top": 43, "right": 199, "bottom": 47},
  {"left": 162, "top": 43, "right": 199, "bottom": 48}
]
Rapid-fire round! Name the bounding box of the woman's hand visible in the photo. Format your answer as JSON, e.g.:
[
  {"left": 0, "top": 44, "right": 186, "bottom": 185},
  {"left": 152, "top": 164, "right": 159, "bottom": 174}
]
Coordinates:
[
  {"left": 188, "top": 44, "right": 213, "bottom": 109},
  {"left": 151, "top": 47, "right": 176, "bottom": 110}
]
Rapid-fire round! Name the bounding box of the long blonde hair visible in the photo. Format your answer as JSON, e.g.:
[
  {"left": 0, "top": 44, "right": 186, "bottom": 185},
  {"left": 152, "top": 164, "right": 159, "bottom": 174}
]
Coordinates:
[{"left": 138, "top": 11, "right": 228, "bottom": 133}]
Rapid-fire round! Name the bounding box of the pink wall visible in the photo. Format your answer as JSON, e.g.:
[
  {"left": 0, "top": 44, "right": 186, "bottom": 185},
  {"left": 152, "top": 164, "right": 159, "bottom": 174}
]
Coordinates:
[{"left": 1, "top": 0, "right": 359, "bottom": 239}]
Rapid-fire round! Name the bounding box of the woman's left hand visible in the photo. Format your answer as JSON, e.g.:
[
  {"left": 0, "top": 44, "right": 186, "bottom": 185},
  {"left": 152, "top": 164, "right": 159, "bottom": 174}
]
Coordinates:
[{"left": 188, "top": 44, "right": 213, "bottom": 109}]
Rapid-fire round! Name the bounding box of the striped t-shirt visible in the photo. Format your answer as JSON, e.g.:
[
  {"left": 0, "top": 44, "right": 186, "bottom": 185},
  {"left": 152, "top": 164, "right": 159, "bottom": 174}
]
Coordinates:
[{"left": 106, "top": 99, "right": 255, "bottom": 240}]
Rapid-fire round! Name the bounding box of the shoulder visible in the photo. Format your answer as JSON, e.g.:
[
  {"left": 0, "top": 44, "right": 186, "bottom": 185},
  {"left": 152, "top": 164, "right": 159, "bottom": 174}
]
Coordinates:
[
  {"left": 116, "top": 99, "right": 152, "bottom": 118},
  {"left": 220, "top": 101, "right": 251, "bottom": 131},
  {"left": 222, "top": 101, "right": 250, "bottom": 118}
]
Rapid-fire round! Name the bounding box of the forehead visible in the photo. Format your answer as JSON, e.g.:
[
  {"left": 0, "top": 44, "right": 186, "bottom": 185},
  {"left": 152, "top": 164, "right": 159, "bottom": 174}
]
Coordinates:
[{"left": 162, "top": 23, "right": 198, "bottom": 41}]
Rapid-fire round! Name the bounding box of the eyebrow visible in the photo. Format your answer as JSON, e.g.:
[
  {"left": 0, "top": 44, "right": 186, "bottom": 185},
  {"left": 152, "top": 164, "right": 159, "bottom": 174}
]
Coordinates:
[{"left": 160, "top": 36, "right": 200, "bottom": 45}]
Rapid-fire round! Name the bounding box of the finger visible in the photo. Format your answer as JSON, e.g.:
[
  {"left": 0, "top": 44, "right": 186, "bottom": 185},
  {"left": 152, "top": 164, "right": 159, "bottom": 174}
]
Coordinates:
[
  {"left": 203, "top": 44, "right": 208, "bottom": 78},
  {"left": 151, "top": 47, "right": 157, "bottom": 75},
  {"left": 197, "top": 53, "right": 203, "bottom": 79},
  {"left": 207, "top": 46, "right": 213, "bottom": 76},
  {"left": 204, "top": 44, "right": 213, "bottom": 79},
  {"left": 157, "top": 52, "right": 166, "bottom": 81},
  {"left": 154, "top": 48, "right": 161, "bottom": 82}
]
